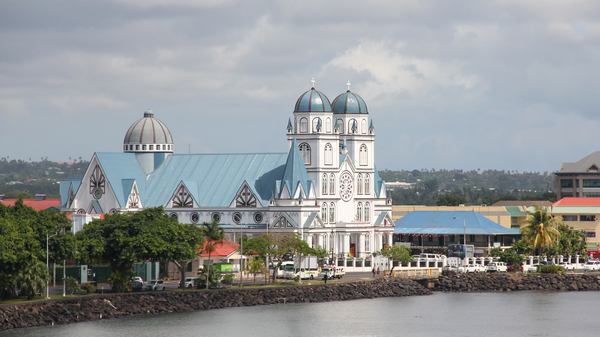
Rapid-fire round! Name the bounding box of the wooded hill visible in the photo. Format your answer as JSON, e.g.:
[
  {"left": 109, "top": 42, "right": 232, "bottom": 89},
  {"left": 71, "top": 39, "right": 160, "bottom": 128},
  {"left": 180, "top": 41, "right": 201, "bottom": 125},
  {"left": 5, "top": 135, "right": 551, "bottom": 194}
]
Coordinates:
[{"left": 379, "top": 168, "right": 556, "bottom": 206}]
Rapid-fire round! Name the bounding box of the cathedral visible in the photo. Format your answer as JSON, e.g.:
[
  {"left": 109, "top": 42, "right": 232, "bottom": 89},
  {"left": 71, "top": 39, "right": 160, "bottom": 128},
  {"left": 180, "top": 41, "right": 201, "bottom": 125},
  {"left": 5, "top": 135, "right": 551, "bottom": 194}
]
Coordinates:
[{"left": 60, "top": 82, "right": 394, "bottom": 260}]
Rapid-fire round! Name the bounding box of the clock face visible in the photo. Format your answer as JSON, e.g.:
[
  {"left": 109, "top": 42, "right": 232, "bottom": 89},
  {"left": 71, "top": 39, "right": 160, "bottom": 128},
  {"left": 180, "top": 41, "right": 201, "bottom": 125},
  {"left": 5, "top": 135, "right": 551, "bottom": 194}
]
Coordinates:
[{"left": 339, "top": 171, "right": 353, "bottom": 202}]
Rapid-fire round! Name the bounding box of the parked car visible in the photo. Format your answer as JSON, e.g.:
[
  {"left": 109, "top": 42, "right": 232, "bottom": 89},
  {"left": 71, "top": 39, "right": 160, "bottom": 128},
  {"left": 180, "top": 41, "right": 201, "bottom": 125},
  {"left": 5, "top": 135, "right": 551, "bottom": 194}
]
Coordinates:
[
  {"left": 526, "top": 264, "right": 540, "bottom": 273},
  {"left": 583, "top": 260, "right": 600, "bottom": 272},
  {"left": 442, "top": 265, "right": 459, "bottom": 273},
  {"left": 178, "top": 277, "right": 198, "bottom": 288},
  {"left": 560, "top": 262, "right": 575, "bottom": 271},
  {"left": 144, "top": 279, "right": 166, "bottom": 291},
  {"left": 133, "top": 276, "right": 144, "bottom": 283},
  {"left": 132, "top": 280, "right": 144, "bottom": 292},
  {"left": 470, "top": 264, "right": 487, "bottom": 273},
  {"left": 486, "top": 262, "right": 507, "bottom": 272}
]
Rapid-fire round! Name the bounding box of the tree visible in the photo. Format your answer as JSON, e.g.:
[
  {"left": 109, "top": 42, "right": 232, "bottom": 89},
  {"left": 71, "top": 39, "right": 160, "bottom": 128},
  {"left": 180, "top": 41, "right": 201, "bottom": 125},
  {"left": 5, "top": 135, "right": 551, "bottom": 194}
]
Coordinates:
[
  {"left": 200, "top": 220, "right": 224, "bottom": 289},
  {"left": 160, "top": 222, "right": 205, "bottom": 291},
  {"left": 547, "top": 223, "right": 587, "bottom": 257},
  {"left": 15, "top": 259, "right": 49, "bottom": 300},
  {"left": 379, "top": 245, "right": 413, "bottom": 270},
  {"left": 244, "top": 233, "right": 316, "bottom": 283},
  {"left": 436, "top": 195, "right": 468, "bottom": 206},
  {"left": 77, "top": 207, "right": 198, "bottom": 293},
  {"left": 521, "top": 205, "right": 560, "bottom": 255},
  {"left": 197, "top": 265, "right": 222, "bottom": 289},
  {"left": 245, "top": 257, "right": 266, "bottom": 286}
]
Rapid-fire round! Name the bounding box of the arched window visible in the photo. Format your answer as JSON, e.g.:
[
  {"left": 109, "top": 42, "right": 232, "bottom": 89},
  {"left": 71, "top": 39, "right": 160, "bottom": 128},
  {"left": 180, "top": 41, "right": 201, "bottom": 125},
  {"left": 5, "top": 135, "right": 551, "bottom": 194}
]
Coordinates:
[
  {"left": 357, "top": 202, "right": 363, "bottom": 222},
  {"left": 365, "top": 233, "right": 370, "bottom": 251},
  {"left": 324, "top": 143, "right": 333, "bottom": 165},
  {"left": 337, "top": 118, "right": 344, "bottom": 133},
  {"left": 364, "top": 174, "right": 370, "bottom": 194},
  {"left": 312, "top": 117, "right": 322, "bottom": 133},
  {"left": 359, "top": 144, "right": 368, "bottom": 166},
  {"left": 322, "top": 174, "right": 328, "bottom": 195},
  {"left": 300, "top": 118, "right": 308, "bottom": 133},
  {"left": 349, "top": 119, "right": 357, "bottom": 134},
  {"left": 326, "top": 118, "right": 331, "bottom": 133},
  {"left": 321, "top": 203, "right": 328, "bottom": 223},
  {"left": 357, "top": 174, "right": 363, "bottom": 195},
  {"left": 329, "top": 202, "right": 335, "bottom": 223},
  {"left": 299, "top": 143, "right": 311, "bottom": 165},
  {"left": 365, "top": 202, "right": 370, "bottom": 222},
  {"left": 329, "top": 174, "right": 335, "bottom": 194}
]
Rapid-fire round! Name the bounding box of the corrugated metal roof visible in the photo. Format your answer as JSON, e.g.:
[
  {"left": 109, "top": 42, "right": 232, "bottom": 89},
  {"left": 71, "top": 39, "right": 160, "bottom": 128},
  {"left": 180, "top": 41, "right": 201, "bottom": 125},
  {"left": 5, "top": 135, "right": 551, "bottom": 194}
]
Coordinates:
[
  {"left": 373, "top": 211, "right": 386, "bottom": 227},
  {"left": 145, "top": 152, "right": 287, "bottom": 207},
  {"left": 0, "top": 199, "right": 60, "bottom": 211},
  {"left": 551, "top": 206, "right": 600, "bottom": 214},
  {"left": 394, "top": 211, "right": 520, "bottom": 235},
  {"left": 280, "top": 138, "right": 312, "bottom": 199},
  {"left": 505, "top": 206, "right": 526, "bottom": 217},
  {"left": 553, "top": 197, "right": 600, "bottom": 206},
  {"left": 559, "top": 151, "right": 600, "bottom": 173},
  {"left": 96, "top": 153, "right": 148, "bottom": 207}
]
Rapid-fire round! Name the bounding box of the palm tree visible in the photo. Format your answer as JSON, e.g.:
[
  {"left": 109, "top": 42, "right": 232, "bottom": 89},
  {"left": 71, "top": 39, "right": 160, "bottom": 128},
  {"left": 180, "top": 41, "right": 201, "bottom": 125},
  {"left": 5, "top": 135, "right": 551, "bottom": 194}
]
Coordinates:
[
  {"left": 16, "top": 260, "right": 49, "bottom": 300},
  {"left": 201, "top": 220, "right": 224, "bottom": 289},
  {"left": 521, "top": 204, "right": 560, "bottom": 255}
]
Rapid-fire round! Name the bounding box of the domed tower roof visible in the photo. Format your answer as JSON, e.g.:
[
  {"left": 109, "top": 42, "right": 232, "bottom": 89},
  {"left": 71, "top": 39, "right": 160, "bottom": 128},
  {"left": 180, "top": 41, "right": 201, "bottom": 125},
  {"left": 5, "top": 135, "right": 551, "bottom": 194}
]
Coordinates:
[
  {"left": 294, "top": 88, "right": 332, "bottom": 112},
  {"left": 332, "top": 91, "right": 368, "bottom": 114},
  {"left": 123, "top": 110, "right": 173, "bottom": 153}
]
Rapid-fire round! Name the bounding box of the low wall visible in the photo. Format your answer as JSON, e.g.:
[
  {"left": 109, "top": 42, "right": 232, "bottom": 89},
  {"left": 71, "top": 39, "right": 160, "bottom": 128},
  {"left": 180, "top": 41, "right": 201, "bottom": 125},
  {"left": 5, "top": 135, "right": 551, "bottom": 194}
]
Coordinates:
[
  {"left": 435, "top": 273, "right": 600, "bottom": 292},
  {"left": 0, "top": 278, "right": 430, "bottom": 331}
]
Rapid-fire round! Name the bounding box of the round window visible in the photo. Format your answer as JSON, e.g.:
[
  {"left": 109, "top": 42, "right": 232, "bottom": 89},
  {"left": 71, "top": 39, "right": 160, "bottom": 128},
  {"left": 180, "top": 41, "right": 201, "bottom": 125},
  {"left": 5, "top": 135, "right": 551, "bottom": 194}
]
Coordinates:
[
  {"left": 233, "top": 212, "right": 242, "bottom": 224},
  {"left": 190, "top": 212, "right": 200, "bottom": 224},
  {"left": 92, "top": 188, "right": 103, "bottom": 200},
  {"left": 109, "top": 208, "right": 118, "bottom": 214},
  {"left": 170, "top": 213, "right": 178, "bottom": 220},
  {"left": 253, "top": 212, "right": 263, "bottom": 223},
  {"left": 211, "top": 212, "right": 221, "bottom": 223}
]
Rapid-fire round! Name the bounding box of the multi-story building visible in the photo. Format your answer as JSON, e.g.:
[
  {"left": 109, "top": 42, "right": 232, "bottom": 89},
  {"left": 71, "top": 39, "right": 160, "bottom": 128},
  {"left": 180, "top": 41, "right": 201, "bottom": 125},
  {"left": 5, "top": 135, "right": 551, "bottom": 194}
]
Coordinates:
[{"left": 554, "top": 151, "right": 600, "bottom": 200}]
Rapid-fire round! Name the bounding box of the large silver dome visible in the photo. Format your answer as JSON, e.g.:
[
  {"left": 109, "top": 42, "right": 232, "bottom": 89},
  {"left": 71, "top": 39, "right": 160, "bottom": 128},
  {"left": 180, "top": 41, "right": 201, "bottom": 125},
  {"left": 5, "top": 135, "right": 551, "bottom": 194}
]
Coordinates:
[{"left": 123, "top": 110, "right": 173, "bottom": 153}]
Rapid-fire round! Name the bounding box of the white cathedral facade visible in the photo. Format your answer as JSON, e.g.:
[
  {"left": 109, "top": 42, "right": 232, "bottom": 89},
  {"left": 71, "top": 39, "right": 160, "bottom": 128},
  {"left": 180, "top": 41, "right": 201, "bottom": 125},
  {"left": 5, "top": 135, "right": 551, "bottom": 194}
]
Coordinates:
[{"left": 61, "top": 83, "right": 394, "bottom": 260}]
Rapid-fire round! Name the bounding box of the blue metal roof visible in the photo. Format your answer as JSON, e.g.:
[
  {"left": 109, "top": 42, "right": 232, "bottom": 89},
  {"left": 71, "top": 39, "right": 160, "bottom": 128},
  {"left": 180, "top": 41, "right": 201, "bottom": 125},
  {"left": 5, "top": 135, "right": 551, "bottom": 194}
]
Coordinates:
[
  {"left": 95, "top": 153, "right": 148, "bottom": 207},
  {"left": 294, "top": 88, "right": 332, "bottom": 112},
  {"left": 279, "top": 138, "right": 313, "bottom": 198},
  {"left": 332, "top": 91, "right": 368, "bottom": 114},
  {"left": 373, "top": 165, "right": 383, "bottom": 198},
  {"left": 145, "top": 152, "right": 288, "bottom": 207},
  {"left": 394, "top": 211, "right": 520, "bottom": 235}
]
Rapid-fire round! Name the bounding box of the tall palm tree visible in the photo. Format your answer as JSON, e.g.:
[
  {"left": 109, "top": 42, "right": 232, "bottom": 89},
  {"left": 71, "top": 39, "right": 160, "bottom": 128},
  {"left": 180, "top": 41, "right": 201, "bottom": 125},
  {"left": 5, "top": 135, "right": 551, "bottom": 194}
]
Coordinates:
[
  {"left": 201, "top": 220, "right": 224, "bottom": 289},
  {"left": 521, "top": 204, "right": 560, "bottom": 255}
]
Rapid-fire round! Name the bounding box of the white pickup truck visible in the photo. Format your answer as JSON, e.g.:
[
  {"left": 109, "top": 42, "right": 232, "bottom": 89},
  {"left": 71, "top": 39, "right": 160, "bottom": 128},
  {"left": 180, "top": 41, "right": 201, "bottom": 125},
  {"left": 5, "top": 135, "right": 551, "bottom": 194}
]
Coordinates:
[{"left": 321, "top": 266, "right": 345, "bottom": 279}]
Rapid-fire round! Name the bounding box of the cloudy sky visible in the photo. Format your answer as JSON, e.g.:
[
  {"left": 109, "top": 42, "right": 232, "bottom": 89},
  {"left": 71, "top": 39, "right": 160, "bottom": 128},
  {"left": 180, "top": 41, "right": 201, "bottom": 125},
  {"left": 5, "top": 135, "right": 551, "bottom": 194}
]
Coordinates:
[{"left": 2, "top": 0, "right": 600, "bottom": 173}]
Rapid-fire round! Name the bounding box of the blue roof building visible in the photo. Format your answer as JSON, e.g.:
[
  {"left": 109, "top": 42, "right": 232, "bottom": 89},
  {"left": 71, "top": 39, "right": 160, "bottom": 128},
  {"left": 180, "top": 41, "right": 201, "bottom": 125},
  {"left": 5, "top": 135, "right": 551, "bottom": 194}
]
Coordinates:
[
  {"left": 61, "top": 80, "right": 394, "bottom": 261},
  {"left": 394, "top": 211, "right": 521, "bottom": 254}
]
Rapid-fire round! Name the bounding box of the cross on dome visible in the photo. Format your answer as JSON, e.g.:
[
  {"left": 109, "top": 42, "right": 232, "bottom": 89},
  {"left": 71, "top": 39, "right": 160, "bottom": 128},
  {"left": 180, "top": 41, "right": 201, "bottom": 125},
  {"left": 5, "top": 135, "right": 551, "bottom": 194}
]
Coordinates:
[
  {"left": 311, "top": 78, "right": 315, "bottom": 88},
  {"left": 347, "top": 81, "right": 351, "bottom": 91}
]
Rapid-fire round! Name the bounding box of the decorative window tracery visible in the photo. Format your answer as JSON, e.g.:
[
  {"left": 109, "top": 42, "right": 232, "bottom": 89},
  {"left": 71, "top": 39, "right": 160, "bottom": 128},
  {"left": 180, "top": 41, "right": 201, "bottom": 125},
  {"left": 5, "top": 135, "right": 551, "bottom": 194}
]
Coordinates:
[
  {"left": 190, "top": 212, "right": 200, "bottom": 223},
  {"left": 329, "top": 174, "right": 335, "bottom": 195},
  {"left": 322, "top": 174, "right": 328, "bottom": 195},
  {"left": 173, "top": 185, "right": 193, "bottom": 208},
  {"left": 321, "top": 203, "right": 328, "bottom": 223},
  {"left": 253, "top": 212, "right": 263, "bottom": 223},
  {"left": 312, "top": 117, "right": 322, "bottom": 133},
  {"left": 236, "top": 184, "right": 257, "bottom": 207},
  {"left": 211, "top": 212, "right": 221, "bottom": 223},
  {"left": 299, "top": 143, "right": 311, "bottom": 165},
  {"left": 357, "top": 202, "right": 363, "bottom": 222},
  {"left": 365, "top": 174, "right": 370, "bottom": 194},
  {"left": 127, "top": 184, "right": 141, "bottom": 208},
  {"left": 337, "top": 119, "right": 344, "bottom": 134},
  {"left": 329, "top": 202, "right": 335, "bottom": 223},
  {"left": 359, "top": 144, "right": 368, "bottom": 166},
  {"left": 300, "top": 118, "right": 308, "bottom": 133},
  {"left": 357, "top": 174, "right": 363, "bottom": 195},
  {"left": 365, "top": 203, "right": 370, "bottom": 222},
  {"left": 324, "top": 143, "right": 333, "bottom": 165},
  {"left": 89, "top": 165, "right": 106, "bottom": 200}
]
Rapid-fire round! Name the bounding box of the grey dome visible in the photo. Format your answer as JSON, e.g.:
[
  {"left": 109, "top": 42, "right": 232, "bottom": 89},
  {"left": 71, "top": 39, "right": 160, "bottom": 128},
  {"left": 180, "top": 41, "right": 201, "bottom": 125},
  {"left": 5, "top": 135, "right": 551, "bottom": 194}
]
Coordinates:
[{"left": 123, "top": 110, "right": 173, "bottom": 153}]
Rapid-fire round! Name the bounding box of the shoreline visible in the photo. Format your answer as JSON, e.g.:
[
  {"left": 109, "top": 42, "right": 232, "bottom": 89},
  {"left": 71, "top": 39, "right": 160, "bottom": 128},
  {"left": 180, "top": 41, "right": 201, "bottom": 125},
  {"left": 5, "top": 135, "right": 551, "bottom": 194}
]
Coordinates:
[{"left": 3, "top": 273, "right": 600, "bottom": 332}]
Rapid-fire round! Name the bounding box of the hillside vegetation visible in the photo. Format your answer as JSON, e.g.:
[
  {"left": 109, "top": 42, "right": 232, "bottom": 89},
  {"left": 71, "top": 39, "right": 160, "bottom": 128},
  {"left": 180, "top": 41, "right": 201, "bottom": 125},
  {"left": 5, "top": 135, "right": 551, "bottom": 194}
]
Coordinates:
[{"left": 379, "top": 168, "right": 555, "bottom": 206}]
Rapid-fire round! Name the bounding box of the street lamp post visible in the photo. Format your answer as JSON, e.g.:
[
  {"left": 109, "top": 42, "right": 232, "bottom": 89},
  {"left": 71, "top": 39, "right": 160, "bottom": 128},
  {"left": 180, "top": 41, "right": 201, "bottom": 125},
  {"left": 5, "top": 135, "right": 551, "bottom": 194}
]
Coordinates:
[{"left": 46, "top": 232, "right": 58, "bottom": 299}]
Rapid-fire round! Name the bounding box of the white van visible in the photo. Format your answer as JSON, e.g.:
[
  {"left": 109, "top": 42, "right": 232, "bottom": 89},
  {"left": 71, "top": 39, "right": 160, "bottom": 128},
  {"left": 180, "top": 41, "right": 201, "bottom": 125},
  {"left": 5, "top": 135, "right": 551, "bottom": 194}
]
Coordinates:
[
  {"left": 276, "top": 261, "right": 294, "bottom": 278},
  {"left": 486, "top": 262, "right": 507, "bottom": 272}
]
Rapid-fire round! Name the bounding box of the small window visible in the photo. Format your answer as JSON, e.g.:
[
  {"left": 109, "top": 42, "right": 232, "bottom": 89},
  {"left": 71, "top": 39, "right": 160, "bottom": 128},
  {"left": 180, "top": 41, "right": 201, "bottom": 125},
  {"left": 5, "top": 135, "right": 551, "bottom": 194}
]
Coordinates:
[
  {"left": 300, "top": 118, "right": 308, "bottom": 133},
  {"left": 361, "top": 119, "right": 367, "bottom": 134},
  {"left": 142, "top": 145, "right": 146, "bottom": 150},
  {"left": 364, "top": 174, "right": 370, "bottom": 194},
  {"left": 324, "top": 143, "right": 333, "bottom": 165},
  {"left": 326, "top": 118, "right": 331, "bottom": 133},
  {"left": 124, "top": 145, "right": 127, "bottom": 151},
  {"left": 321, "top": 203, "right": 328, "bottom": 223},
  {"left": 469, "top": 235, "right": 475, "bottom": 242},
  {"left": 322, "top": 174, "right": 328, "bottom": 195},
  {"left": 359, "top": 144, "right": 368, "bottom": 166},
  {"left": 299, "top": 143, "right": 311, "bottom": 165},
  {"left": 450, "top": 235, "right": 455, "bottom": 242},
  {"left": 562, "top": 215, "right": 577, "bottom": 221},
  {"left": 211, "top": 213, "right": 221, "bottom": 223},
  {"left": 149, "top": 145, "right": 153, "bottom": 150},
  {"left": 329, "top": 174, "right": 335, "bottom": 194},
  {"left": 337, "top": 119, "right": 344, "bottom": 133},
  {"left": 586, "top": 231, "right": 596, "bottom": 238},
  {"left": 233, "top": 212, "right": 242, "bottom": 224},
  {"left": 561, "top": 180, "right": 573, "bottom": 188},
  {"left": 329, "top": 203, "right": 335, "bottom": 223},
  {"left": 357, "top": 202, "right": 362, "bottom": 222},
  {"left": 163, "top": 145, "right": 166, "bottom": 150},
  {"left": 357, "top": 174, "right": 363, "bottom": 195},
  {"left": 136, "top": 145, "right": 140, "bottom": 150},
  {"left": 364, "top": 203, "right": 370, "bottom": 222},
  {"left": 580, "top": 215, "right": 595, "bottom": 221}
]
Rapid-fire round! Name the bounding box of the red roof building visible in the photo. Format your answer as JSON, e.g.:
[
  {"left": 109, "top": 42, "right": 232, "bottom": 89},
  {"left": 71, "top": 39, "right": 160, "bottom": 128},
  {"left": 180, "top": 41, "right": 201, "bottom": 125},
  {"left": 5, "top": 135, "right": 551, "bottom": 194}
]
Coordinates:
[
  {"left": 0, "top": 199, "right": 60, "bottom": 211},
  {"left": 552, "top": 197, "right": 600, "bottom": 206}
]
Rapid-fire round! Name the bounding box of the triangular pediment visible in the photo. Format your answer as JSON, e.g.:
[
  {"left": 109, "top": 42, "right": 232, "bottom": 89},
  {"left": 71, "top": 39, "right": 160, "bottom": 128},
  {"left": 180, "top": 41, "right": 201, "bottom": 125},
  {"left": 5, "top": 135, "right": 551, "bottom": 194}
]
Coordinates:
[
  {"left": 588, "top": 164, "right": 599, "bottom": 172},
  {"left": 170, "top": 182, "right": 197, "bottom": 208},
  {"left": 126, "top": 181, "right": 142, "bottom": 209},
  {"left": 232, "top": 181, "right": 258, "bottom": 208},
  {"left": 270, "top": 212, "right": 298, "bottom": 228}
]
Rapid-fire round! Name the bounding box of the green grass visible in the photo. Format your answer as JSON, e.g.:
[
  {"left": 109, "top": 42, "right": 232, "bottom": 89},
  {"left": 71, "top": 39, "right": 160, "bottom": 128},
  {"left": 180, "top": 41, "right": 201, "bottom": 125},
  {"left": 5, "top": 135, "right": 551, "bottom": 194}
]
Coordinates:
[{"left": 0, "top": 294, "right": 81, "bottom": 305}]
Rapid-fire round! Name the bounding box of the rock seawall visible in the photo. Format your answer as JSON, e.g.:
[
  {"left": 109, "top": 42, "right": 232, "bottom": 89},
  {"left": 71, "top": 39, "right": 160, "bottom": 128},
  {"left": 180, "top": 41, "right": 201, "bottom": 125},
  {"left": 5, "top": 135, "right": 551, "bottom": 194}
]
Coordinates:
[
  {"left": 435, "top": 273, "right": 600, "bottom": 292},
  {"left": 0, "top": 278, "right": 429, "bottom": 331}
]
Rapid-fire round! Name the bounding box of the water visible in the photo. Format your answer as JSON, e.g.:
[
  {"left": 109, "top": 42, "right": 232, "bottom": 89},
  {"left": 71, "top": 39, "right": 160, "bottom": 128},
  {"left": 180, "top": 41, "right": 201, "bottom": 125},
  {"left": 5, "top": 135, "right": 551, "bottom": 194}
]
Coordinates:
[{"left": 4, "top": 291, "right": 599, "bottom": 337}]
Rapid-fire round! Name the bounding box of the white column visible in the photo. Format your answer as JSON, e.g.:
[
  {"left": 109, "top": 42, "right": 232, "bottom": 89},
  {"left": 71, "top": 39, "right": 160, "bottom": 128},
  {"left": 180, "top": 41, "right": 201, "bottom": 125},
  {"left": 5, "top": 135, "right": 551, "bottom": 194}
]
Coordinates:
[
  {"left": 359, "top": 233, "right": 365, "bottom": 258},
  {"left": 387, "top": 233, "right": 393, "bottom": 247},
  {"left": 317, "top": 234, "right": 323, "bottom": 250},
  {"left": 377, "top": 233, "right": 383, "bottom": 252},
  {"left": 344, "top": 234, "right": 351, "bottom": 255},
  {"left": 306, "top": 234, "right": 313, "bottom": 248}
]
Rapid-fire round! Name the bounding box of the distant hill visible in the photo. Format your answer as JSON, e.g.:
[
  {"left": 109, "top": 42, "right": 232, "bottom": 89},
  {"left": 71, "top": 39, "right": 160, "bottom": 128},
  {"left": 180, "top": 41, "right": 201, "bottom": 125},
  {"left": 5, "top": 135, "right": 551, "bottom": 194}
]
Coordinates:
[
  {"left": 0, "top": 157, "right": 89, "bottom": 199},
  {"left": 379, "top": 169, "right": 555, "bottom": 206}
]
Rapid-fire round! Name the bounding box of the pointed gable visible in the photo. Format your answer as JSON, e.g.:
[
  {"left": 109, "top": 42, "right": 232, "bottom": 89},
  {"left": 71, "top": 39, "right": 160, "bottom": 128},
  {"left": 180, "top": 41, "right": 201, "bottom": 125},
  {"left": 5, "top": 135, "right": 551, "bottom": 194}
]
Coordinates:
[
  {"left": 373, "top": 165, "right": 384, "bottom": 198},
  {"left": 94, "top": 152, "right": 147, "bottom": 207},
  {"left": 233, "top": 181, "right": 258, "bottom": 207},
  {"left": 279, "top": 138, "right": 312, "bottom": 198}
]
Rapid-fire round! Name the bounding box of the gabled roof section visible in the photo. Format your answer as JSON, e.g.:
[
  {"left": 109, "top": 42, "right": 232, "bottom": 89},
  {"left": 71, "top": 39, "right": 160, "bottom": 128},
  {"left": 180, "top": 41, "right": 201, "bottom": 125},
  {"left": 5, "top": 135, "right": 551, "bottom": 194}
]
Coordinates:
[
  {"left": 271, "top": 212, "right": 298, "bottom": 228},
  {"left": 60, "top": 178, "right": 82, "bottom": 208},
  {"left": 279, "top": 138, "right": 312, "bottom": 199},
  {"left": 373, "top": 165, "right": 384, "bottom": 198},
  {"left": 303, "top": 212, "right": 324, "bottom": 228},
  {"left": 373, "top": 212, "right": 393, "bottom": 227},
  {"left": 560, "top": 151, "right": 600, "bottom": 173},
  {"left": 394, "top": 211, "right": 520, "bottom": 235},
  {"left": 199, "top": 239, "right": 239, "bottom": 258},
  {"left": 145, "top": 152, "right": 287, "bottom": 207},
  {"left": 505, "top": 206, "right": 526, "bottom": 217},
  {"left": 121, "top": 179, "right": 136, "bottom": 203},
  {"left": 553, "top": 197, "right": 600, "bottom": 207},
  {"left": 95, "top": 153, "right": 148, "bottom": 207},
  {"left": 90, "top": 200, "right": 104, "bottom": 214}
]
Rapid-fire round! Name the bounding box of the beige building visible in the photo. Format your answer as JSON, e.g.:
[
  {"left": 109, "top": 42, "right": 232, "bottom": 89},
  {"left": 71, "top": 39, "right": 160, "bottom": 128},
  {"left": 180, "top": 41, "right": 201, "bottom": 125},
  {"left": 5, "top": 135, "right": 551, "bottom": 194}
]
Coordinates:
[{"left": 551, "top": 197, "right": 600, "bottom": 251}]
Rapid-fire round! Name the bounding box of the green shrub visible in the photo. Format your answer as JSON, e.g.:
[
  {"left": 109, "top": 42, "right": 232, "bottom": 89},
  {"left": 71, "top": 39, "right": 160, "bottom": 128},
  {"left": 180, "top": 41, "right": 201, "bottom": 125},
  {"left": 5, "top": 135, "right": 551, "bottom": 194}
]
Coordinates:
[
  {"left": 64, "top": 276, "right": 80, "bottom": 294},
  {"left": 540, "top": 265, "right": 566, "bottom": 274},
  {"left": 81, "top": 282, "right": 97, "bottom": 294},
  {"left": 222, "top": 273, "right": 234, "bottom": 285}
]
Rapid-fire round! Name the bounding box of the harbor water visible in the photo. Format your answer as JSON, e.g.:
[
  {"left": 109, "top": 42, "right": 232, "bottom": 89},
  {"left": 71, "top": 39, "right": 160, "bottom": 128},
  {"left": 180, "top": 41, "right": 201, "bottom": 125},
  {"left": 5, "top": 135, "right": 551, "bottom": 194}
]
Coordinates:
[{"left": 3, "top": 291, "right": 599, "bottom": 337}]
